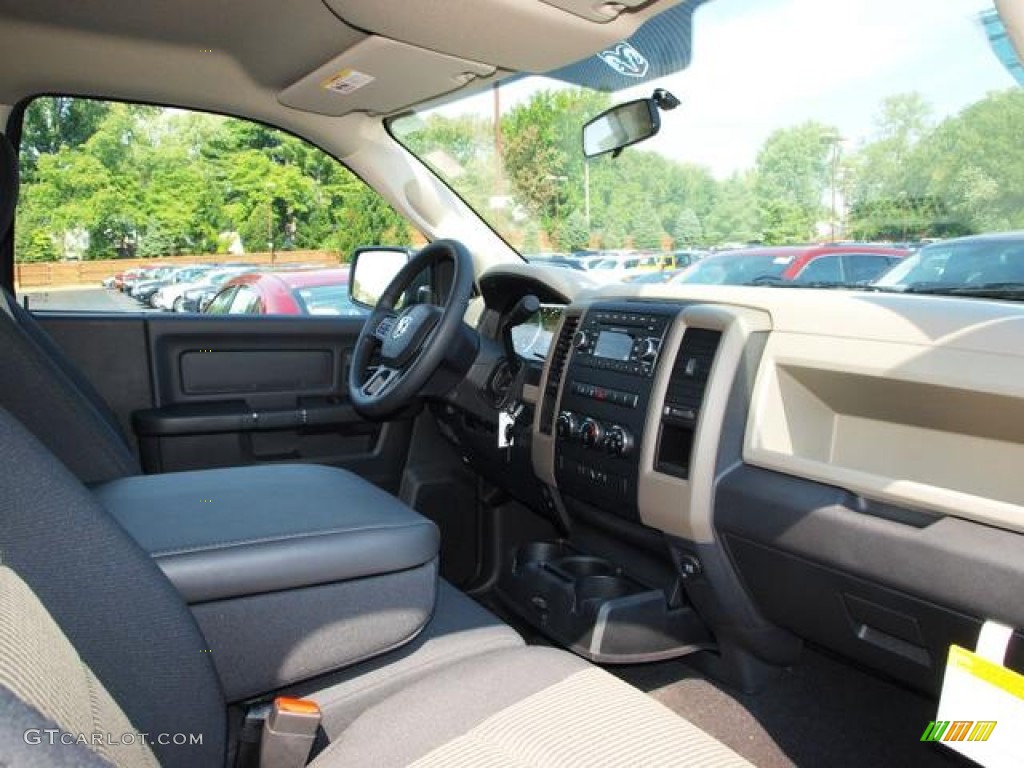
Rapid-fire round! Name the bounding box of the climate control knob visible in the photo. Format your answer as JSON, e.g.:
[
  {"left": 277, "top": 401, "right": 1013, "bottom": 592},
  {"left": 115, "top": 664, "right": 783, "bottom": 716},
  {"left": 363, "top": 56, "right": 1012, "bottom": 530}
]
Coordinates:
[
  {"left": 605, "top": 425, "right": 634, "bottom": 457},
  {"left": 579, "top": 418, "right": 605, "bottom": 449},
  {"left": 556, "top": 411, "right": 579, "bottom": 440},
  {"left": 572, "top": 330, "right": 589, "bottom": 350}
]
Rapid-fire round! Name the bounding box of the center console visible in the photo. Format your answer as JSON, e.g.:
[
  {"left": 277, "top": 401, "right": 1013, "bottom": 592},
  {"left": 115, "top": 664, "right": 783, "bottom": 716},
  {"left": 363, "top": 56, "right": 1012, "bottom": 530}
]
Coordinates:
[{"left": 554, "top": 303, "right": 678, "bottom": 520}]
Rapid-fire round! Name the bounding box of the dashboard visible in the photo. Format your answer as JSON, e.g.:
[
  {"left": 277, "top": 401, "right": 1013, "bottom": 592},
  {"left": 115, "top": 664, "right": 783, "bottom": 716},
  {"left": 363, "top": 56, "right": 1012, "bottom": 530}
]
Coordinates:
[{"left": 458, "top": 262, "right": 1024, "bottom": 694}]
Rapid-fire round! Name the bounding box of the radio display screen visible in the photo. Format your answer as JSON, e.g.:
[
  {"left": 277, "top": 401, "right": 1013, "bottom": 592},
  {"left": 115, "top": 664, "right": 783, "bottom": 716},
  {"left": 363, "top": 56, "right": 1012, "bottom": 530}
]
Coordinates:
[{"left": 593, "top": 330, "right": 633, "bottom": 361}]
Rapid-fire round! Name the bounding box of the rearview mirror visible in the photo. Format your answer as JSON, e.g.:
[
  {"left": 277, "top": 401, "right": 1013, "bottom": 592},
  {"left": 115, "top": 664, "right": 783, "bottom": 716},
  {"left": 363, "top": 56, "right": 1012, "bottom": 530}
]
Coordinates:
[
  {"left": 348, "top": 246, "right": 413, "bottom": 308},
  {"left": 582, "top": 99, "right": 661, "bottom": 158}
]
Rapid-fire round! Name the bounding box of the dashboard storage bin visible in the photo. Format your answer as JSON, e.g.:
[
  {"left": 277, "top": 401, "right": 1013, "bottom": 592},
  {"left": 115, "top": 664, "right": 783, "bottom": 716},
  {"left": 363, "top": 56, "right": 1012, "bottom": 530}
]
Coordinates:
[{"left": 498, "top": 540, "right": 713, "bottom": 663}]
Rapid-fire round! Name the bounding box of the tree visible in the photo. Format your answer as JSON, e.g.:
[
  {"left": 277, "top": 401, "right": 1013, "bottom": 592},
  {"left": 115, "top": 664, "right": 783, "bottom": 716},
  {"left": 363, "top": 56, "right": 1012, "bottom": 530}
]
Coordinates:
[
  {"left": 753, "top": 121, "right": 835, "bottom": 243},
  {"left": 846, "top": 93, "right": 934, "bottom": 239},
  {"left": 558, "top": 209, "right": 590, "bottom": 251},
  {"left": 672, "top": 208, "right": 703, "bottom": 247},
  {"left": 631, "top": 205, "right": 664, "bottom": 250},
  {"left": 704, "top": 173, "right": 760, "bottom": 245},
  {"left": 20, "top": 98, "right": 111, "bottom": 180}
]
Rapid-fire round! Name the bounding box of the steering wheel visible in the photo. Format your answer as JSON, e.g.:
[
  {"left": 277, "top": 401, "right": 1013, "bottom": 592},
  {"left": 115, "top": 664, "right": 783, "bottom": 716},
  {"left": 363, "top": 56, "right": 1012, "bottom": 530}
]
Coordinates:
[{"left": 349, "top": 239, "right": 475, "bottom": 420}]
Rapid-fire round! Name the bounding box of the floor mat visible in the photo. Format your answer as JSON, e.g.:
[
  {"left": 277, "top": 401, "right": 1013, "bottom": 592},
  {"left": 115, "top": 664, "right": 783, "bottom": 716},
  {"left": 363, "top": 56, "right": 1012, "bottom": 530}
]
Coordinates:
[{"left": 612, "top": 648, "right": 967, "bottom": 768}]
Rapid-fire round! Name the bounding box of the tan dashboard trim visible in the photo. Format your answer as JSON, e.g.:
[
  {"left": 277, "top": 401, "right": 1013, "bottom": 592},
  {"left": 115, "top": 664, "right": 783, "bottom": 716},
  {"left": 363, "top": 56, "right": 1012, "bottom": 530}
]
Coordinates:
[
  {"left": 637, "top": 306, "right": 771, "bottom": 542},
  {"left": 745, "top": 332, "right": 1024, "bottom": 534}
]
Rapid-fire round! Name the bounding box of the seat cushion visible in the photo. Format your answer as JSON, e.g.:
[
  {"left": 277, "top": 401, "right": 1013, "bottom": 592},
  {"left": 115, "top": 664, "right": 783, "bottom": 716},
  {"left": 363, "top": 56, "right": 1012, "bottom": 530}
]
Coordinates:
[
  {"left": 314, "top": 646, "right": 753, "bottom": 768},
  {"left": 287, "top": 580, "right": 525, "bottom": 737},
  {"left": 95, "top": 463, "right": 440, "bottom": 603}
]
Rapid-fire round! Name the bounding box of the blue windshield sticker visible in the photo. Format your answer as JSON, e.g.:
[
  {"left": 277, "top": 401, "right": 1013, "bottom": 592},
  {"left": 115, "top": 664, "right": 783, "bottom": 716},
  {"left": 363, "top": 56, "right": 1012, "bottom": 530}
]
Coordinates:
[{"left": 536, "top": 0, "right": 708, "bottom": 92}]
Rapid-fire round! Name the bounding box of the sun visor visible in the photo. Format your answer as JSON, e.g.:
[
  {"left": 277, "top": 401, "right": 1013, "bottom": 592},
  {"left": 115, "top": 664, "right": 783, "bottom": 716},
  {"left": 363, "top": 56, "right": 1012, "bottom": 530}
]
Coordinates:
[
  {"left": 279, "top": 36, "right": 496, "bottom": 117},
  {"left": 538, "top": 0, "right": 707, "bottom": 92}
]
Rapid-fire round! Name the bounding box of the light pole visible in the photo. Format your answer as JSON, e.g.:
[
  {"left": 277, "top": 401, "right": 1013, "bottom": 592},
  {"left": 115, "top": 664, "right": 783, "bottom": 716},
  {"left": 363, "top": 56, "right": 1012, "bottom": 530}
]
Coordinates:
[
  {"left": 544, "top": 174, "right": 568, "bottom": 247},
  {"left": 584, "top": 160, "right": 591, "bottom": 230},
  {"left": 820, "top": 134, "right": 843, "bottom": 241}
]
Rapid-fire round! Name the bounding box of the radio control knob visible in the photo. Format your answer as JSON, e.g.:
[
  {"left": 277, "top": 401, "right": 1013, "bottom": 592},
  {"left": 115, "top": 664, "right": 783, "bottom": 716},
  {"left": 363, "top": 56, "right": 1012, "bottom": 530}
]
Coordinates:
[
  {"left": 638, "top": 337, "right": 660, "bottom": 361},
  {"left": 579, "top": 418, "right": 605, "bottom": 449},
  {"left": 606, "top": 425, "right": 634, "bottom": 457},
  {"left": 572, "top": 330, "right": 589, "bottom": 350},
  {"left": 556, "top": 411, "right": 579, "bottom": 440}
]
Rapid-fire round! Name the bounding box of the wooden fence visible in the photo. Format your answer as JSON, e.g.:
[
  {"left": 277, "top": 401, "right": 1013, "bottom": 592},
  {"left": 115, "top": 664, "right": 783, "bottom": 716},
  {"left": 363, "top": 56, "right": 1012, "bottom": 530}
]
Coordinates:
[{"left": 14, "top": 250, "right": 343, "bottom": 289}]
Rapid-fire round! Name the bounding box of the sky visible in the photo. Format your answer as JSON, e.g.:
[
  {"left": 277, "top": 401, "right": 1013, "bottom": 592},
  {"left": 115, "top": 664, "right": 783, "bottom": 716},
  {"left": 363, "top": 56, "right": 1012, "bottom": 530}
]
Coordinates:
[{"left": 429, "top": 0, "right": 1017, "bottom": 180}]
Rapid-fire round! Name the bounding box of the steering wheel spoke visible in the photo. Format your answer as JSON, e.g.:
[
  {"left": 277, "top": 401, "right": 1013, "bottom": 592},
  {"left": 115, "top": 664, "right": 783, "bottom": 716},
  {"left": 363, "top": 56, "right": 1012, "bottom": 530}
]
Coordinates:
[{"left": 361, "top": 364, "right": 400, "bottom": 398}]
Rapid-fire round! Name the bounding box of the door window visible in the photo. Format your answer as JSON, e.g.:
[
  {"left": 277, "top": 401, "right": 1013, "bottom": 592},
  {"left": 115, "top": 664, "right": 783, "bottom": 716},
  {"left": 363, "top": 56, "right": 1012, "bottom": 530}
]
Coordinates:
[{"left": 14, "top": 96, "right": 413, "bottom": 315}]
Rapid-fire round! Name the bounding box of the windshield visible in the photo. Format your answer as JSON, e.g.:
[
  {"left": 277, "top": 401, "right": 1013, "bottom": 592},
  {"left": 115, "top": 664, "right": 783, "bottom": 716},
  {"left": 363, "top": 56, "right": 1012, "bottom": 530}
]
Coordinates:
[{"left": 390, "top": 0, "right": 1024, "bottom": 297}]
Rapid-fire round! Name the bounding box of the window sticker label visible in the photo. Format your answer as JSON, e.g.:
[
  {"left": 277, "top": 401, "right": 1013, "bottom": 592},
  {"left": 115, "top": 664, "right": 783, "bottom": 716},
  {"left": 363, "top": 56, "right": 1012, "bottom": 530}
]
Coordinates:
[
  {"left": 322, "top": 69, "right": 375, "bottom": 96},
  {"left": 772, "top": 256, "right": 794, "bottom": 265},
  {"left": 933, "top": 621, "right": 1024, "bottom": 767}
]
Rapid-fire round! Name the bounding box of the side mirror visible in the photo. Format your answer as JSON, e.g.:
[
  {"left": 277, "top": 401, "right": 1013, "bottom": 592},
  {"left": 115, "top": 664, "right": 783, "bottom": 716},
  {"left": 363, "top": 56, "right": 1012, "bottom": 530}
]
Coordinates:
[
  {"left": 348, "top": 246, "right": 413, "bottom": 308},
  {"left": 582, "top": 98, "right": 661, "bottom": 158}
]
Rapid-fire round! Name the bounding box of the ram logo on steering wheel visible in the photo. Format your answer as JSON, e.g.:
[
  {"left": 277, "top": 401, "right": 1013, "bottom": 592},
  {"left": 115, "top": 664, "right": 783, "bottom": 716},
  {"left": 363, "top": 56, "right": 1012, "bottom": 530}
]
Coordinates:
[{"left": 393, "top": 315, "right": 413, "bottom": 338}]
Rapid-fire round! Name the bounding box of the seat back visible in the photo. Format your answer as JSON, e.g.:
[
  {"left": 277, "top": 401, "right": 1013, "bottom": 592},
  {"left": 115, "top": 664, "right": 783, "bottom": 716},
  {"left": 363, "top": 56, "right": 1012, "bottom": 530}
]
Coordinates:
[
  {"left": 0, "top": 133, "right": 139, "bottom": 484},
  {"left": 0, "top": 565, "right": 160, "bottom": 768},
  {"left": 0, "top": 407, "right": 226, "bottom": 767}
]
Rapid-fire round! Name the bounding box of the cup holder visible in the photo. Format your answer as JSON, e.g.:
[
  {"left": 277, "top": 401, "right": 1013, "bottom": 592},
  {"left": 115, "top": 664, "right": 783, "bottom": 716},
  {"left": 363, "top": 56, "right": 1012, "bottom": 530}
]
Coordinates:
[
  {"left": 515, "top": 541, "right": 571, "bottom": 568},
  {"left": 554, "top": 556, "right": 616, "bottom": 578},
  {"left": 575, "top": 575, "right": 635, "bottom": 605}
]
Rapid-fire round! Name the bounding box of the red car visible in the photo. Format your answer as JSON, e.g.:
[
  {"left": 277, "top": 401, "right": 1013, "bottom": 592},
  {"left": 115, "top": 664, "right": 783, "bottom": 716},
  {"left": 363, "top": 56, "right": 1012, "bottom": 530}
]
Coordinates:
[
  {"left": 203, "top": 268, "right": 368, "bottom": 317},
  {"left": 672, "top": 244, "right": 909, "bottom": 286}
]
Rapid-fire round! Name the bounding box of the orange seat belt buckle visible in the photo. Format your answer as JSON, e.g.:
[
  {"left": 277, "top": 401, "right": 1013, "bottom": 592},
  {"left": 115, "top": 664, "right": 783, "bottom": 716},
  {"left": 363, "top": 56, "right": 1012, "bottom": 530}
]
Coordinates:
[{"left": 259, "top": 697, "right": 321, "bottom": 768}]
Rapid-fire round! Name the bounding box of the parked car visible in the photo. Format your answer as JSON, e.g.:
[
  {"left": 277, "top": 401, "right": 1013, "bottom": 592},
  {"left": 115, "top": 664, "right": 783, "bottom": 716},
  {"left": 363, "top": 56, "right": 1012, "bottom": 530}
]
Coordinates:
[
  {"left": 622, "top": 267, "right": 685, "bottom": 284},
  {"left": 873, "top": 232, "right": 1024, "bottom": 292},
  {"left": 176, "top": 267, "right": 256, "bottom": 313},
  {"left": 587, "top": 251, "right": 666, "bottom": 283},
  {"left": 672, "top": 244, "right": 909, "bottom": 286},
  {"left": 130, "top": 265, "right": 209, "bottom": 305},
  {"left": 203, "top": 268, "right": 368, "bottom": 316},
  {"left": 525, "top": 253, "right": 587, "bottom": 270}
]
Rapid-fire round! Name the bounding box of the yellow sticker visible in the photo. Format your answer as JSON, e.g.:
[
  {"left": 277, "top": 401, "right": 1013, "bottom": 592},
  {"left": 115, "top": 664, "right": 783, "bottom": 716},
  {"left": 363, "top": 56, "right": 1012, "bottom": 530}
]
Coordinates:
[
  {"left": 949, "top": 645, "right": 1024, "bottom": 699},
  {"left": 321, "top": 68, "right": 375, "bottom": 96},
  {"left": 934, "top": 642, "right": 1024, "bottom": 767}
]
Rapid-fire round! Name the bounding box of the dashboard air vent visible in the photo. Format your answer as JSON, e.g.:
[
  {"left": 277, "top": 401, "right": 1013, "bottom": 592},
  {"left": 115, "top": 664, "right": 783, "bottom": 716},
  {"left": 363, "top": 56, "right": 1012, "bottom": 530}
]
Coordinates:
[
  {"left": 656, "top": 327, "right": 722, "bottom": 479},
  {"left": 540, "top": 314, "right": 579, "bottom": 434},
  {"left": 664, "top": 328, "right": 722, "bottom": 416}
]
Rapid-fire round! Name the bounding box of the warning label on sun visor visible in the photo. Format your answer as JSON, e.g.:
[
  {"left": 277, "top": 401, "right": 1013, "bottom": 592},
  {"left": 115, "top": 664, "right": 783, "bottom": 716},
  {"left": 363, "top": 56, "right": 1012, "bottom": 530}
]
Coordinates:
[{"left": 322, "top": 69, "right": 375, "bottom": 96}]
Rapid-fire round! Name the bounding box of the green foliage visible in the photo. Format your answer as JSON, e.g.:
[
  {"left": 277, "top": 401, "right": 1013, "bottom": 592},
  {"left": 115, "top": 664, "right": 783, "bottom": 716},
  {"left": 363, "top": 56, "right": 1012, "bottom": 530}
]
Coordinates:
[
  {"left": 16, "top": 98, "right": 413, "bottom": 262},
  {"left": 631, "top": 205, "right": 665, "bottom": 250},
  {"left": 672, "top": 208, "right": 703, "bottom": 247},
  {"left": 558, "top": 209, "right": 590, "bottom": 251},
  {"left": 847, "top": 89, "right": 1024, "bottom": 239},
  {"left": 753, "top": 121, "right": 835, "bottom": 243}
]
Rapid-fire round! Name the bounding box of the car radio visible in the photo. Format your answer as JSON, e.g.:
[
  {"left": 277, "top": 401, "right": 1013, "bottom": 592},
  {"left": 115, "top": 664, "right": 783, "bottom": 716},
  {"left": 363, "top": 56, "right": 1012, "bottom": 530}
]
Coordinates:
[
  {"left": 570, "top": 309, "right": 671, "bottom": 377},
  {"left": 554, "top": 303, "right": 679, "bottom": 520}
]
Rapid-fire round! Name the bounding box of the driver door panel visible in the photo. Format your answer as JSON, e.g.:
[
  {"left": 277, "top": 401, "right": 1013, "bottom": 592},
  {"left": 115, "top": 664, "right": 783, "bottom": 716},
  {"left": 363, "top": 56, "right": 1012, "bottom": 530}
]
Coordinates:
[{"left": 37, "top": 313, "right": 412, "bottom": 492}]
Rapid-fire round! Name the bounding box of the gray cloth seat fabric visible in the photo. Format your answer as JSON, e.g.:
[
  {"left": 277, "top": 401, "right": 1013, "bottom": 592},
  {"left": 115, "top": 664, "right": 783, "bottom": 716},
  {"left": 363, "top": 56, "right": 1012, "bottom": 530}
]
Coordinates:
[
  {"left": 285, "top": 579, "right": 525, "bottom": 737},
  {"left": 0, "top": 287, "right": 141, "bottom": 484},
  {"left": 313, "top": 646, "right": 753, "bottom": 768},
  {"left": 0, "top": 408, "right": 226, "bottom": 768}
]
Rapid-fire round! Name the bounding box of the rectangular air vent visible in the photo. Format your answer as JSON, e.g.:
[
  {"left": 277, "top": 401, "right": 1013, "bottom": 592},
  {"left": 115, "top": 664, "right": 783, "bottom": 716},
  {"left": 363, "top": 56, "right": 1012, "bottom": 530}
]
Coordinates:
[
  {"left": 656, "top": 328, "right": 722, "bottom": 478},
  {"left": 540, "top": 314, "right": 579, "bottom": 435}
]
